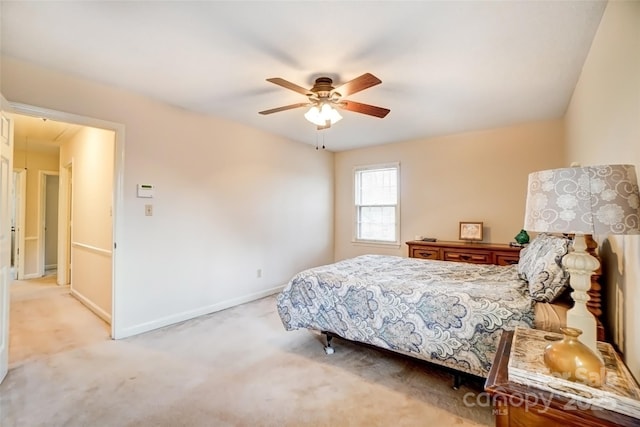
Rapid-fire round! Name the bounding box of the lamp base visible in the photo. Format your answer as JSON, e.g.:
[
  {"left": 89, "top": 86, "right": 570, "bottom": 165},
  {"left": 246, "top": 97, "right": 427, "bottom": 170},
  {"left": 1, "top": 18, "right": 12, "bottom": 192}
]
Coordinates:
[{"left": 562, "top": 233, "right": 602, "bottom": 359}]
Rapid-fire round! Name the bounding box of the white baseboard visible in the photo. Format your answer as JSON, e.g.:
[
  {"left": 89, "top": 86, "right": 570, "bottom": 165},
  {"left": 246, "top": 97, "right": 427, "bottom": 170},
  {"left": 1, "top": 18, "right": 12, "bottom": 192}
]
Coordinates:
[
  {"left": 114, "top": 285, "right": 285, "bottom": 339},
  {"left": 70, "top": 288, "right": 112, "bottom": 324},
  {"left": 22, "top": 273, "right": 41, "bottom": 280}
]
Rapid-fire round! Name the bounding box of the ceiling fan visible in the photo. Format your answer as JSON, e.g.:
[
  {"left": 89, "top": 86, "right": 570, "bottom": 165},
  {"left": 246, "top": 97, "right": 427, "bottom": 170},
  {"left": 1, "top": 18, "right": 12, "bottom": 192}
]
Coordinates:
[{"left": 259, "top": 73, "right": 390, "bottom": 130}]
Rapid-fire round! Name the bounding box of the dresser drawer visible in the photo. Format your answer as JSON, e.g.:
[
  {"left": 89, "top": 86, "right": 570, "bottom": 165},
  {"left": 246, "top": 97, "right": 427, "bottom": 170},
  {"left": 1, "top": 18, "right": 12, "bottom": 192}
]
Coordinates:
[
  {"left": 495, "top": 252, "right": 520, "bottom": 266},
  {"left": 442, "top": 249, "right": 490, "bottom": 264},
  {"left": 410, "top": 247, "right": 439, "bottom": 260}
]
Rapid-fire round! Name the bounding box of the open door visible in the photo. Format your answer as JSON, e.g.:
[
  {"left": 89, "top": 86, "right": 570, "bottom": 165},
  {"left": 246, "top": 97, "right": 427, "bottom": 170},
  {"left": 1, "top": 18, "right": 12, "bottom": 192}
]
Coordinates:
[
  {"left": 11, "top": 169, "right": 26, "bottom": 280},
  {"left": 0, "top": 95, "right": 14, "bottom": 383}
]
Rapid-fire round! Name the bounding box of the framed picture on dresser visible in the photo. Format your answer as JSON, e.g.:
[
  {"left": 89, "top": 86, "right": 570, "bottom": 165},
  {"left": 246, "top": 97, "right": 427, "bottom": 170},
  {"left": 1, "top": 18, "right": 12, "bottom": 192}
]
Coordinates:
[{"left": 459, "top": 221, "right": 483, "bottom": 241}]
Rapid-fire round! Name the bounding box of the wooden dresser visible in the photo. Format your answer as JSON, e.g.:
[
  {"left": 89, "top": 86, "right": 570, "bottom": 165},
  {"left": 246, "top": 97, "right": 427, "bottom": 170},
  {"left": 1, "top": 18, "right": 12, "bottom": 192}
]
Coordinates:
[{"left": 406, "top": 240, "right": 522, "bottom": 266}]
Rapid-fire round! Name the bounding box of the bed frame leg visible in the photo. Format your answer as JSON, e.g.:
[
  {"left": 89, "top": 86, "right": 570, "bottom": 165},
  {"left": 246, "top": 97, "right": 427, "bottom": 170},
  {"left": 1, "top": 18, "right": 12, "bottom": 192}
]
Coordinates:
[
  {"left": 452, "top": 373, "right": 463, "bottom": 390},
  {"left": 323, "top": 332, "right": 335, "bottom": 355}
]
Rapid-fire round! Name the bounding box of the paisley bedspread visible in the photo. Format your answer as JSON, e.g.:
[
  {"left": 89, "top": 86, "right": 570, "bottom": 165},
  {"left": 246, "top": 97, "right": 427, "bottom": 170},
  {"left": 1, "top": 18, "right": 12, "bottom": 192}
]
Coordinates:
[{"left": 276, "top": 254, "right": 534, "bottom": 378}]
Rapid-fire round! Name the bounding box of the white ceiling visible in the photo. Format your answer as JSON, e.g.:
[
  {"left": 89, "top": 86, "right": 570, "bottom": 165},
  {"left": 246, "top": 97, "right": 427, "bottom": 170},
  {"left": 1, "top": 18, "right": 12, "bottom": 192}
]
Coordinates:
[{"left": 0, "top": 1, "right": 607, "bottom": 151}]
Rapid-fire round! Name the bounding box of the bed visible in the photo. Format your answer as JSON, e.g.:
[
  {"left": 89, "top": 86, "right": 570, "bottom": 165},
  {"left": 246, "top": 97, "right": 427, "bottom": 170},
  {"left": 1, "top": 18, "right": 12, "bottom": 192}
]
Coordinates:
[{"left": 276, "top": 233, "right": 601, "bottom": 380}]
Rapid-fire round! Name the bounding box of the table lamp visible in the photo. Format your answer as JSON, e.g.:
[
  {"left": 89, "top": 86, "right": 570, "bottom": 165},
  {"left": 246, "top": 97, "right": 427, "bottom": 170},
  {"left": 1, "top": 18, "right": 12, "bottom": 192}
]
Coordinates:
[{"left": 523, "top": 164, "right": 640, "bottom": 356}]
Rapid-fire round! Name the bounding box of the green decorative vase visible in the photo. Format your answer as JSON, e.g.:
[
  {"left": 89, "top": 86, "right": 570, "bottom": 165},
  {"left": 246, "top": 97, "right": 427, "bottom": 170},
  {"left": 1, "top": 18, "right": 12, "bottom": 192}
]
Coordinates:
[{"left": 514, "top": 229, "right": 530, "bottom": 245}]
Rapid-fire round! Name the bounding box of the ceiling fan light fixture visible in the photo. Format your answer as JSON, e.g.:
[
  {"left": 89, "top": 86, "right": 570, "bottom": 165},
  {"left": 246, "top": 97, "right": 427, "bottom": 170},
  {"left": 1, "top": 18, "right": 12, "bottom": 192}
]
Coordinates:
[
  {"left": 304, "top": 106, "right": 321, "bottom": 125},
  {"left": 322, "top": 103, "right": 342, "bottom": 124},
  {"left": 304, "top": 103, "right": 342, "bottom": 127}
]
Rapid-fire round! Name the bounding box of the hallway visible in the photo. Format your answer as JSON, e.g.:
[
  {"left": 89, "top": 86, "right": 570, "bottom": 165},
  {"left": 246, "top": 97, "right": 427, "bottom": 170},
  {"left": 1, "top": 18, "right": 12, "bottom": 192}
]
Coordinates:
[{"left": 9, "top": 276, "right": 110, "bottom": 368}]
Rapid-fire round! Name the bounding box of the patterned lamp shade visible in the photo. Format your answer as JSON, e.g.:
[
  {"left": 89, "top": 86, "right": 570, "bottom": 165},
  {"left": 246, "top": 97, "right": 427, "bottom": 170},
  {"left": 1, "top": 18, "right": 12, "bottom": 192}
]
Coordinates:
[{"left": 523, "top": 164, "right": 640, "bottom": 235}]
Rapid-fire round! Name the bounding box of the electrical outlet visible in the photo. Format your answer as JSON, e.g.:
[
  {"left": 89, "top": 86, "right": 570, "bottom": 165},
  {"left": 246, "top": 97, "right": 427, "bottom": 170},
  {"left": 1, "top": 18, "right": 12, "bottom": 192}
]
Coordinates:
[
  {"left": 257, "top": 268, "right": 262, "bottom": 278},
  {"left": 145, "top": 204, "right": 153, "bottom": 216}
]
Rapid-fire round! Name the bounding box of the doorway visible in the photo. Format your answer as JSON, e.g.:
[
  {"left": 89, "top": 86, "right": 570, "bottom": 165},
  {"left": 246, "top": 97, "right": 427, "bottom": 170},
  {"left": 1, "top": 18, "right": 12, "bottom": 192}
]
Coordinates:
[
  {"left": 7, "top": 102, "right": 123, "bottom": 341},
  {"left": 11, "top": 113, "right": 114, "bottom": 316},
  {"left": 40, "top": 171, "right": 59, "bottom": 278}
]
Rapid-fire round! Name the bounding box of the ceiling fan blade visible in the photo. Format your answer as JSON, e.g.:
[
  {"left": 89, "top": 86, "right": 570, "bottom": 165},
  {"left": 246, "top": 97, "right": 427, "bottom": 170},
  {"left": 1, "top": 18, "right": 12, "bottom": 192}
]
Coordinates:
[
  {"left": 266, "top": 78, "right": 313, "bottom": 96},
  {"left": 338, "top": 100, "right": 390, "bottom": 118},
  {"left": 332, "top": 73, "right": 381, "bottom": 97},
  {"left": 259, "top": 102, "right": 310, "bottom": 115}
]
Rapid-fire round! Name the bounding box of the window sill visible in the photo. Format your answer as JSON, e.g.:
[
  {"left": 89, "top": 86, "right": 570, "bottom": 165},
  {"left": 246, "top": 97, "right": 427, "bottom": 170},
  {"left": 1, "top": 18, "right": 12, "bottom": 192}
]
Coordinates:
[{"left": 351, "top": 240, "right": 401, "bottom": 249}]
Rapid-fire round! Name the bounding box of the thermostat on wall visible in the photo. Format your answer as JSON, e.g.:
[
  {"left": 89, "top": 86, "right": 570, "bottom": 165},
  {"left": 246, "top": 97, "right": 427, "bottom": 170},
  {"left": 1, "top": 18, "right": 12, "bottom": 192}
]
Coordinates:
[{"left": 137, "top": 184, "right": 154, "bottom": 198}]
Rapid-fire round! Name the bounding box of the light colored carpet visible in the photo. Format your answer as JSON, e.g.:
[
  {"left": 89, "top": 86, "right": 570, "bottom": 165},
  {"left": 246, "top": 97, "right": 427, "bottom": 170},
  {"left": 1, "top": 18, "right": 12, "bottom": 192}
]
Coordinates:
[{"left": 1, "top": 278, "right": 493, "bottom": 427}]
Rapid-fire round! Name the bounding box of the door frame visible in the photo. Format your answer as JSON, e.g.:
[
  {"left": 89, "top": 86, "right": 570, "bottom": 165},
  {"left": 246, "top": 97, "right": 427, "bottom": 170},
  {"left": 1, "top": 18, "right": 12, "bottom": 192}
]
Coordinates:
[
  {"left": 61, "top": 161, "right": 73, "bottom": 288},
  {"left": 9, "top": 102, "right": 125, "bottom": 339}
]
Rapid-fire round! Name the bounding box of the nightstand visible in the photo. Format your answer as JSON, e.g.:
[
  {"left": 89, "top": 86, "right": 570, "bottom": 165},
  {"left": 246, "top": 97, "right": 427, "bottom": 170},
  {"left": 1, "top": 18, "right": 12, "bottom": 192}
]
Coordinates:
[{"left": 484, "top": 330, "right": 640, "bottom": 427}]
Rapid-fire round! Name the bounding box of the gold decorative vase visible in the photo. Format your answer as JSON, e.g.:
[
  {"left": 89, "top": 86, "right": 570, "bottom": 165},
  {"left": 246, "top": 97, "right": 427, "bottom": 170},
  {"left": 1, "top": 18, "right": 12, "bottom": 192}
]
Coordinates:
[{"left": 543, "top": 327, "right": 606, "bottom": 387}]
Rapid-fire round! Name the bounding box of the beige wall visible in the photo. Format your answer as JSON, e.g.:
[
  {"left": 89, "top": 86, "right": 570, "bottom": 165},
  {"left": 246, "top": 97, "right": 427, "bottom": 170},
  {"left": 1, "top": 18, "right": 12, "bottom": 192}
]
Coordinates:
[
  {"left": 60, "top": 126, "right": 115, "bottom": 322},
  {"left": 13, "top": 148, "right": 59, "bottom": 278},
  {"left": 335, "top": 120, "right": 565, "bottom": 261},
  {"left": 565, "top": 1, "right": 640, "bottom": 378},
  {"left": 1, "top": 56, "right": 334, "bottom": 338}
]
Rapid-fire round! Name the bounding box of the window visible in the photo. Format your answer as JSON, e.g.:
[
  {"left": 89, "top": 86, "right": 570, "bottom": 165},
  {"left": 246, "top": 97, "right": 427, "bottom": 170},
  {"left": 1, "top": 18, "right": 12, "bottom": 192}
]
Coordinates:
[{"left": 354, "top": 163, "right": 400, "bottom": 244}]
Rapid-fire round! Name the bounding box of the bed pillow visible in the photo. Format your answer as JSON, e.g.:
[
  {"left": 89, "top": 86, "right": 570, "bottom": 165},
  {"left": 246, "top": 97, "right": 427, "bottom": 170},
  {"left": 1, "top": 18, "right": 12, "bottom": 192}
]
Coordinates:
[{"left": 517, "top": 233, "right": 571, "bottom": 302}]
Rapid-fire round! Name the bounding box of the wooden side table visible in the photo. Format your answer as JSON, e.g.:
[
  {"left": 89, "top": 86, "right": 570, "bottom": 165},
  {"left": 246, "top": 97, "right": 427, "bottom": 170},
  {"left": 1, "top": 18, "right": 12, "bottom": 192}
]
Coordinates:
[{"left": 484, "top": 330, "right": 639, "bottom": 427}]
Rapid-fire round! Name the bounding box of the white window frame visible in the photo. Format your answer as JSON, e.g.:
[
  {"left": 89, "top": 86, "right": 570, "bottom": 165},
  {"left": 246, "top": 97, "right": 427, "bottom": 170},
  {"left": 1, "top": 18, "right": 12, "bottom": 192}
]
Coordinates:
[{"left": 353, "top": 162, "right": 400, "bottom": 246}]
